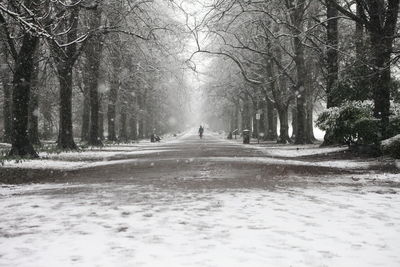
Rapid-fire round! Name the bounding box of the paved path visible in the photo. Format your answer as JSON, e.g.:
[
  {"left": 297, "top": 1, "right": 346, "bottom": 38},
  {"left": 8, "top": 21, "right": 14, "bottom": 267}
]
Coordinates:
[
  {"left": 1, "top": 133, "right": 399, "bottom": 266},
  {"left": 52, "top": 132, "right": 353, "bottom": 188}
]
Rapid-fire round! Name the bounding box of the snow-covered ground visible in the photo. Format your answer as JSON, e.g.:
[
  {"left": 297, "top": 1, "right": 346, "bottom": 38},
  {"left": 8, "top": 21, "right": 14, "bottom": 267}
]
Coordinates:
[
  {"left": 1, "top": 131, "right": 399, "bottom": 266},
  {"left": 1, "top": 131, "right": 399, "bottom": 174},
  {"left": 0, "top": 134, "right": 183, "bottom": 170},
  {"left": 253, "top": 144, "right": 349, "bottom": 158},
  {"left": 0, "top": 183, "right": 399, "bottom": 267},
  {"left": 0, "top": 149, "right": 174, "bottom": 170}
]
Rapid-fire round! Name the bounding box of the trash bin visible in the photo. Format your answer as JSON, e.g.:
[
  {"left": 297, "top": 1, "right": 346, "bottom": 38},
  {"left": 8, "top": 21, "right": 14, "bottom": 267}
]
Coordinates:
[{"left": 243, "top": 129, "right": 250, "bottom": 144}]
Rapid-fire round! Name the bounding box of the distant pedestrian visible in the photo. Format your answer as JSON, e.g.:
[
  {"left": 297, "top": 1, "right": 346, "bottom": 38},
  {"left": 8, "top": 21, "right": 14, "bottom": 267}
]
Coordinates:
[{"left": 198, "top": 125, "right": 204, "bottom": 139}]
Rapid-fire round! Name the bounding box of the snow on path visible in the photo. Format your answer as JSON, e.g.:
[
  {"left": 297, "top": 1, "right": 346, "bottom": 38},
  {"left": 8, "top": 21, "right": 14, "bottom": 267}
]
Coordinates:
[
  {"left": 0, "top": 155, "right": 376, "bottom": 172},
  {"left": 0, "top": 183, "right": 399, "bottom": 267}
]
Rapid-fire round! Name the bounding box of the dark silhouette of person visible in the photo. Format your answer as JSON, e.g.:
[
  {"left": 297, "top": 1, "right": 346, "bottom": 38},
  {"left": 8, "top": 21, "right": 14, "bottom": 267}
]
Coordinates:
[{"left": 198, "top": 125, "right": 204, "bottom": 139}]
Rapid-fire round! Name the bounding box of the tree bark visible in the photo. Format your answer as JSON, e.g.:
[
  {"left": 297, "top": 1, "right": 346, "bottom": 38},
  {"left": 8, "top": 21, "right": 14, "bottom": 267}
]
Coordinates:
[
  {"left": 286, "top": 0, "right": 312, "bottom": 144},
  {"left": 265, "top": 99, "right": 277, "bottom": 140},
  {"left": 57, "top": 65, "right": 78, "bottom": 150},
  {"left": 129, "top": 115, "right": 138, "bottom": 140},
  {"left": 1, "top": 58, "right": 12, "bottom": 143},
  {"left": 326, "top": 0, "right": 339, "bottom": 108},
  {"left": 277, "top": 105, "right": 291, "bottom": 144},
  {"left": 242, "top": 94, "right": 252, "bottom": 130},
  {"left": 322, "top": 0, "right": 340, "bottom": 146},
  {"left": 306, "top": 100, "right": 316, "bottom": 142},
  {"left": 81, "top": 82, "right": 90, "bottom": 142},
  {"left": 119, "top": 109, "right": 128, "bottom": 142},
  {"left": 291, "top": 107, "right": 297, "bottom": 140},
  {"left": 371, "top": 34, "right": 392, "bottom": 139},
  {"left": 8, "top": 34, "right": 39, "bottom": 158},
  {"left": 258, "top": 101, "right": 266, "bottom": 137},
  {"left": 355, "top": 2, "right": 364, "bottom": 61},
  {"left": 28, "top": 57, "right": 41, "bottom": 146},
  {"left": 234, "top": 100, "right": 240, "bottom": 131},
  {"left": 107, "top": 80, "right": 118, "bottom": 141},
  {"left": 293, "top": 43, "right": 308, "bottom": 144},
  {"left": 86, "top": 8, "right": 103, "bottom": 146},
  {"left": 98, "top": 99, "right": 104, "bottom": 140},
  {"left": 41, "top": 90, "right": 53, "bottom": 140}
]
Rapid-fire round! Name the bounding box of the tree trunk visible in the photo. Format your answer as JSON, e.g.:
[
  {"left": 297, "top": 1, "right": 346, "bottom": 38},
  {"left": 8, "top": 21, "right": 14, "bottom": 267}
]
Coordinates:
[
  {"left": 57, "top": 65, "right": 78, "bottom": 150},
  {"left": 81, "top": 83, "right": 90, "bottom": 142},
  {"left": 138, "top": 117, "right": 144, "bottom": 139},
  {"left": 252, "top": 100, "right": 258, "bottom": 138},
  {"left": 119, "top": 109, "right": 128, "bottom": 142},
  {"left": 265, "top": 99, "right": 277, "bottom": 140},
  {"left": 291, "top": 107, "right": 297, "bottom": 140},
  {"left": 129, "top": 115, "right": 138, "bottom": 140},
  {"left": 371, "top": 34, "right": 393, "bottom": 139},
  {"left": 234, "top": 100, "right": 240, "bottom": 131},
  {"left": 87, "top": 65, "right": 101, "bottom": 146},
  {"left": 287, "top": 0, "right": 311, "bottom": 144},
  {"left": 293, "top": 42, "right": 308, "bottom": 144},
  {"left": 138, "top": 94, "right": 144, "bottom": 139},
  {"left": 86, "top": 8, "right": 103, "bottom": 146},
  {"left": 28, "top": 58, "right": 41, "bottom": 146},
  {"left": 229, "top": 107, "right": 236, "bottom": 135},
  {"left": 98, "top": 100, "right": 104, "bottom": 140},
  {"left": 107, "top": 84, "right": 118, "bottom": 141},
  {"left": 355, "top": 2, "right": 364, "bottom": 60},
  {"left": 277, "top": 105, "right": 291, "bottom": 144},
  {"left": 306, "top": 101, "right": 316, "bottom": 142},
  {"left": 1, "top": 60, "right": 12, "bottom": 143},
  {"left": 263, "top": 101, "right": 269, "bottom": 141},
  {"left": 258, "top": 101, "right": 266, "bottom": 137},
  {"left": 322, "top": 0, "right": 340, "bottom": 146},
  {"left": 242, "top": 94, "right": 251, "bottom": 131},
  {"left": 8, "top": 34, "right": 39, "bottom": 158},
  {"left": 41, "top": 95, "right": 53, "bottom": 140},
  {"left": 326, "top": 0, "right": 339, "bottom": 108}
]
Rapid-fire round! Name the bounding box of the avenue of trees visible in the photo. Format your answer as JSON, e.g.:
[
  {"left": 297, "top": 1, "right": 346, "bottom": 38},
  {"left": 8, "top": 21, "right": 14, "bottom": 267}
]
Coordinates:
[
  {"left": 0, "top": 0, "right": 190, "bottom": 157},
  {"left": 1, "top": 0, "right": 400, "bottom": 158},
  {"left": 188, "top": 0, "right": 400, "bottom": 149}
]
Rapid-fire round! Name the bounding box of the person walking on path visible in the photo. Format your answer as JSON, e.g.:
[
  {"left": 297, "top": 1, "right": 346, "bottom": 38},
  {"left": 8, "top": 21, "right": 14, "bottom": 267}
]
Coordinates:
[{"left": 198, "top": 125, "right": 204, "bottom": 139}]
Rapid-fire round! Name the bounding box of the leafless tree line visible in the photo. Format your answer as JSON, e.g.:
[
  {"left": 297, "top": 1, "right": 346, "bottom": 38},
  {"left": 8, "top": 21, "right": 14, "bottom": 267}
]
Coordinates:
[
  {"left": 0, "top": 0, "right": 190, "bottom": 157},
  {"left": 184, "top": 0, "right": 400, "bottom": 144}
]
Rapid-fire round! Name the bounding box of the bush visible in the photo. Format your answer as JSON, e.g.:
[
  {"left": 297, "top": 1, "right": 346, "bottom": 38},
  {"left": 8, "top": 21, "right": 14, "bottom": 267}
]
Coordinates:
[
  {"left": 316, "top": 101, "right": 374, "bottom": 146},
  {"left": 381, "top": 135, "right": 400, "bottom": 159},
  {"left": 354, "top": 118, "right": 380, "bottom": 144},
  {"left": 317, "top": 101, "right": 400, "bottom": 149},
  {"left": 388, "top": 116, "right": 400, "bottom": 137}
]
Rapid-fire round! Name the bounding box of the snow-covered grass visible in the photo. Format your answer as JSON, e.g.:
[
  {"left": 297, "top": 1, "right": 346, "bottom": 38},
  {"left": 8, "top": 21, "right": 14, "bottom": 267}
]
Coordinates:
[
  {"left": 0, "top": 183, "right": 399, "bottom": 267},
  {"left": 0, "top": 143, "right": 11, "bottom": 148},
  {"left": 202, "top": 156, "right": 373, "bottom": 170},
  {"left": 0, "top": 133, "right": 186, "bottom": 170},
  {"left": 252, "top": 144, "right": 349, "bottom": 158}
]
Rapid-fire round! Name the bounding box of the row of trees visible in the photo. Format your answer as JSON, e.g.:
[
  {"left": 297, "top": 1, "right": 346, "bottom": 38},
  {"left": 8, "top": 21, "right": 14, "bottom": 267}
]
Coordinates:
[
  {"left": 0, "top": 0, "right": 190, "bottom": 157},
  {"left": 189, "top": 0, "right": 400, "bottom": 145}
]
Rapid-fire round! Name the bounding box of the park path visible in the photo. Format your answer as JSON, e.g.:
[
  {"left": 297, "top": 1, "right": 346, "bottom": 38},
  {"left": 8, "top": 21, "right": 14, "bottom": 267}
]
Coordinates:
[{"left": 1, "top": 132, "right": 399, "bottom": 266}]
